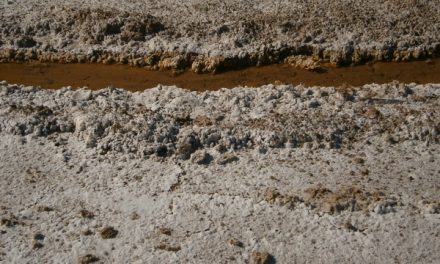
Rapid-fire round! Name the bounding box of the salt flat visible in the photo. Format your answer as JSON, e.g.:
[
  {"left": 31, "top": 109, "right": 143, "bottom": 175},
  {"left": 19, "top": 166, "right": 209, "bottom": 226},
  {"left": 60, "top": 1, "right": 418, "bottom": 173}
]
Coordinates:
[
  {"left": 0, "top": 1, "right": 439, "bottom": 263},
  {"left": 0, "top": 82, "right": 439, "bottom": 263}
]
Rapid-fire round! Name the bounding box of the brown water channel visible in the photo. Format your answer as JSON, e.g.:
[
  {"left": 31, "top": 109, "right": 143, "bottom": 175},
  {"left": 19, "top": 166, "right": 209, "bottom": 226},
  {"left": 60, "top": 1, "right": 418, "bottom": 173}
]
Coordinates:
[{"left": 0, "top": 59, "right": 439, "bottom": 91}]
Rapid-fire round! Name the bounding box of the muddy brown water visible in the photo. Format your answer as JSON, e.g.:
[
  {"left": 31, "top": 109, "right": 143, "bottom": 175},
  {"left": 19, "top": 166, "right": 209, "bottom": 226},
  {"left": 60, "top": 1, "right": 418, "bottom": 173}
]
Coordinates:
[{"left": 0, "top": 59, "right": 439, "bottom": 91}]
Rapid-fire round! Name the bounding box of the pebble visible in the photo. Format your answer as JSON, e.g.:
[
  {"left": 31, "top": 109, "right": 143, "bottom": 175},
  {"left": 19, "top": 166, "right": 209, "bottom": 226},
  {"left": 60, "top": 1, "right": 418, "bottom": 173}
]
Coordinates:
[{"left": 100, "top": 226, "right": 118, "bottom": 239}]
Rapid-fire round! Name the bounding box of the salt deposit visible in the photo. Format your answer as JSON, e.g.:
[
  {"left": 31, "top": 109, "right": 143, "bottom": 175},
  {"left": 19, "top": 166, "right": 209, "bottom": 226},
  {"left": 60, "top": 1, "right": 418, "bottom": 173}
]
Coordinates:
[
  {"left": 1, "top": 82, "right": 439, "bottom": 263},
  {"left": 1, "top": 1, "right": 439, "bottom": 263},
  {"left": 0, "top": 0, "right": 439, "bottom": 71}
]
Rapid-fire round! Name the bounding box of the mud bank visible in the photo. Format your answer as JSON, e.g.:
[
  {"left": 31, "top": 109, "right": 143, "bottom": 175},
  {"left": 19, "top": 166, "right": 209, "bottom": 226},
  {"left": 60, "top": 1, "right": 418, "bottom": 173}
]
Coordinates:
[
  {"left": 1, "top": 59, "right": 440, "bottom": 91},
  {"left": 1, "top": 82, "right": 439, "bottom": 263},
  {"left": 1, "top": 0, "right": 439, "bottom": 72}
]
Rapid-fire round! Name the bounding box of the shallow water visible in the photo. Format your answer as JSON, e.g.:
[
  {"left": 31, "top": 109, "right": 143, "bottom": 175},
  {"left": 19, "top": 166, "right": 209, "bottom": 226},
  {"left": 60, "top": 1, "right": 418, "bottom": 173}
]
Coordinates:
[{"left": 0, "top": 59, "right": 439, "bottom": 91}]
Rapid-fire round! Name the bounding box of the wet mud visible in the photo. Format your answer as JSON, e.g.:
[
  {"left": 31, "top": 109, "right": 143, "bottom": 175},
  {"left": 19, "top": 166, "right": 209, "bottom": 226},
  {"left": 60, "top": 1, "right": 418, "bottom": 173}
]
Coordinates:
[{"left": 0, "top": 59, "right": 439, "bottom": 91}]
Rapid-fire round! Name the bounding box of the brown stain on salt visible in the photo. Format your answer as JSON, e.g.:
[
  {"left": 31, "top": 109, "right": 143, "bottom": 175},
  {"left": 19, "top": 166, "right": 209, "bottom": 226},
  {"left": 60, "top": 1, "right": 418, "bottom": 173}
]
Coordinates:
[{"left": 0, "top": 59, "right": 439, "bottom": 91}]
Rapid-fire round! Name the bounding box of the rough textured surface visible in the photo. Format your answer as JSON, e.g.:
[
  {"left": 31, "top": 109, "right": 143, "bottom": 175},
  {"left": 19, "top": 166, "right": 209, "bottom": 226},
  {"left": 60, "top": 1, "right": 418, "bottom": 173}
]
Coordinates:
[
  {"left": 0, "top": 0, "right": 439, "bottom": 71},
  {"left": 1, "top": 1, "right": 440, "bottom": 262},
  {"left": 1, "top": 82, "right": 439, "bottom": 263}
]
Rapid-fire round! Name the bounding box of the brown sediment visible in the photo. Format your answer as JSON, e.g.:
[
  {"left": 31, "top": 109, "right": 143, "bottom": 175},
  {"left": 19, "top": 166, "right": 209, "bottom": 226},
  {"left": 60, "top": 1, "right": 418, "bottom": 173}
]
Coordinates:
[{"left": 0, "top": 59, "right": 439, "bottom": 91}]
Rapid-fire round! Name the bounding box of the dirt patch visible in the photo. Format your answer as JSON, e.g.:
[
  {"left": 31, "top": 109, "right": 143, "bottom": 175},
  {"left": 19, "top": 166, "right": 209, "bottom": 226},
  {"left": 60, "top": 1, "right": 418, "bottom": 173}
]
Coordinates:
[
  {"left": 303, "top": 186, "right": 388, "bottom": 214},
  {"left": 155, "top": 243, "right": 181, "bottom": 252},
  {"left": 79, "top": 209, "right": 95, "bottom": 219},
  {"left": 78, "top": 254, "right": 100, "bottom": 264},
  {"left": 0, "top": 59, "right": 439, "bottom": 91},
  {"left": 100, "top": 226, "right": 118, "bottom": 239},
  {"left": 250, "top": 251, "right": 275, "bottom": 264}
]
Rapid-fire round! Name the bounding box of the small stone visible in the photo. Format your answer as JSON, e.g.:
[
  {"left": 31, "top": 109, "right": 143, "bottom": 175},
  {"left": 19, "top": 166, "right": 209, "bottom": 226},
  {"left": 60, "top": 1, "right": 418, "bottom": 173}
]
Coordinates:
[
  {"left": 37, "top": 206, "right": 54, "bottom": 212},
  {"left": 78, "top": 254, "right": 99, "bottom": 264},
  {"left": 80, "top": 209, "right": 95, "bottom": 219},
  {"left": 353, "top": 157, "right": 365, "bottom": 164},
  {"left": 81, "top": 229, "right": 93, "bottom": 236},
  {"left": 263, "top": 189, "right": 280, "bottom": 203},
  {"left": 159, "top": 227, "right": 172, "bottom": 236},
  {"left": 228, "top": 238, "right": 244, "bottom": 247},
  {"left": 155, "top": 243, "right": 181, "bottom": 252},
  {"left": 250, "top": 251, "right": 274, "bottom": 264},
  {"left": 1, "top": 218, "right": 14, "bottom": 227},
  {"left": 100, "top": 226, "right": 118, "bottom": 239},
  {"left": 32, "top": 241, "right": 44, "bottom": 249},
  {"left": 130, "top": 212, "right": 140, "bottom": 220},
  {"left": 33, "top": 233, "right": 45, "bottom": 240},
  {"left": 341, "top": 222, "right": 358, "bottom": 232},
  {"left": 308, "top": 100, "right": 321, "bottom": 108}
]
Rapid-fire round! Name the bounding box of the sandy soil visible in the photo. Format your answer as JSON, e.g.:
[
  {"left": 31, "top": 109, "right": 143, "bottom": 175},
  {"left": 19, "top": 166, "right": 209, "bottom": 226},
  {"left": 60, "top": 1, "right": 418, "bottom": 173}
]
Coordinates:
[
  {"left": 0, "top": 1, "right": 439, "bottom": 71},
  {"left": 0, "top": 82, "right": 439, "bottom": 263}
]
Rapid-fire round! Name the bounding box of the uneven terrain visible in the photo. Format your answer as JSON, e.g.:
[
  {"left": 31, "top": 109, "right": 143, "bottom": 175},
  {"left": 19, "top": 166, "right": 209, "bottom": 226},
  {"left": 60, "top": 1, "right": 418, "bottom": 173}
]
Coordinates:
[
  {"left": 1, "top": 0, "right": 440, "bottom": 263},
  {"left": 0, "top": 82, "right": 439, "bottom": 263},
  {"left": 0, "top": 0, "right": 439, "bottom": 71}
]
